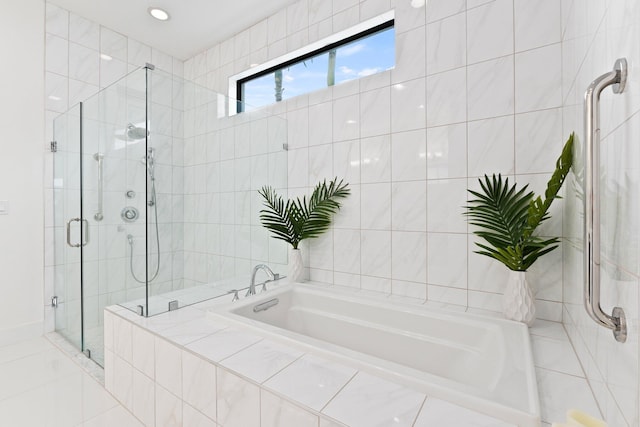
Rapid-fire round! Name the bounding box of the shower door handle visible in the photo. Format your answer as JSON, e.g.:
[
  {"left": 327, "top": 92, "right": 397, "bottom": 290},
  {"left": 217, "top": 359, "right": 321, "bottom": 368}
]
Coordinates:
[
  {"left": 583, "top": 58, "right": 627, "bottom": 343},
  {"left": 66, "top": 218, "right": 90, "bottom": 247},
  {"left": 66, "top": 218, "right": 81, "bottom": 248}
]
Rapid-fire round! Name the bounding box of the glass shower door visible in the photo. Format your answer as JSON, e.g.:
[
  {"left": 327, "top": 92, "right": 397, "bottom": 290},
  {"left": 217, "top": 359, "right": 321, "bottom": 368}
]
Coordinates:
[
  {"left": 79, "top": 69, "right": 149, "bottom": 366},
  {"left": 53, "top": 105, "right": 83, "bottom": 352},
  {"left": 53, "top": 67, "right": 149, "bottom": 367},
  {"left": 80, "top": 93, "right": 107, "bottom": 366}
]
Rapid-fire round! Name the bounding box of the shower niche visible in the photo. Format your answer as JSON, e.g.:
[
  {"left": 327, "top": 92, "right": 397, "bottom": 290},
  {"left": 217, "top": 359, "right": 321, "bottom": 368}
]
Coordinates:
[{"left": 52, "top": 65, "right": 288, "bottom": 366}]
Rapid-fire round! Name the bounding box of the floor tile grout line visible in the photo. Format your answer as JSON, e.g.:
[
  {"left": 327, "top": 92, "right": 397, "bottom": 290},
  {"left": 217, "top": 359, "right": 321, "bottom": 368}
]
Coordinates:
[{"left": 0, "top": 339, "right": 57, "bottom": 368}]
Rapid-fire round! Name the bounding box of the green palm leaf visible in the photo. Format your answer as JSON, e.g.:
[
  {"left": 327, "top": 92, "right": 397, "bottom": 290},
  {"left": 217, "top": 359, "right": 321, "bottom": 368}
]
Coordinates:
[
  {"left": 259, "top": 178, "right": 350, "bottom": 249},
  {"left": 465, "top": 133, "right": 574, "bottom": 271},
  {"left": 258, "top": 187, "right": 296, "bottom": 245},
  {"left": 524, "top": 133, "right": 574, "bottom": 238},
  {"left": 466, "top": 174, "right": 534, "bottom": 248},
  {"left": 301, "top": 179, "right": 349, "bottom": 240}
]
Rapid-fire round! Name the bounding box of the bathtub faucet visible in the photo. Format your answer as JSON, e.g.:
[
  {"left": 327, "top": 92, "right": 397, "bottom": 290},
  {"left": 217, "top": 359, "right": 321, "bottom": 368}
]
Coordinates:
[{"left": 247, "top": 264, "right": 279, "bottom": 297}]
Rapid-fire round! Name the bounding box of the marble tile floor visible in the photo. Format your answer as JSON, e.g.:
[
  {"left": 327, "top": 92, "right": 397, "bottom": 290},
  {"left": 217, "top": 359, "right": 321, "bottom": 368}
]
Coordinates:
[
  {"left": 0, "top": 318, "right": 602, "bottom": 427},
  {"left": 0, "top": 335, "right": 141, "bottom": 427}
]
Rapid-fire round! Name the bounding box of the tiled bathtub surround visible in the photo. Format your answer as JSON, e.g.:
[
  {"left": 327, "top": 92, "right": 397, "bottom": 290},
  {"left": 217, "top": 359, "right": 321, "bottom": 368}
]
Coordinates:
[
  {"left": 104, "top": 285, "right": 599, "bottom": 427},
  {"left": 0, "top": 316, "right": 591, "bottom": 427},
  {"left": 182, "top": 0, "right": 566, "bottom": 319},
  {"left": 561, "top": 0, "right": 640, "bottom": 425}
]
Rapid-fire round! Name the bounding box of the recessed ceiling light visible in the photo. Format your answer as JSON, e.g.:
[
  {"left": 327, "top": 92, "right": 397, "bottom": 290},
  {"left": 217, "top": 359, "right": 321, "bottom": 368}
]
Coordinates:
[
  {"left": 411, "top": 0, "right": 426, "bottom": 8},
  {"left": 100, "top": 53, "right": 113, "bottom": 61},
  {"left": 148, "top": 7, "right": 170, "bottom": 21}
]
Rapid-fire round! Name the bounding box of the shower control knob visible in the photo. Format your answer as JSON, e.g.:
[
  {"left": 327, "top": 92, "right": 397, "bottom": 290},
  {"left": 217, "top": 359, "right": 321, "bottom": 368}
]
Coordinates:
[
  {"left": 121, "top": 206, "right": 139, "bottom": 222},
  {"left": 126, "top": 190, "right": 136, "bottom": 199}
]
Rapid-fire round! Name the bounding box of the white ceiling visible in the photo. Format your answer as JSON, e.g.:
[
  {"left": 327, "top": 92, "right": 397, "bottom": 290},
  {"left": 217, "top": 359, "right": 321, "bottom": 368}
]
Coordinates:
[{"left": 50, "top": 0, "right": 297, "bottom": 60}]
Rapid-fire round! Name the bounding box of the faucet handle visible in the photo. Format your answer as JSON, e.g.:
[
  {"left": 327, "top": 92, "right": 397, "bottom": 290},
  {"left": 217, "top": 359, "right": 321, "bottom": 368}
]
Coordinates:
[
  {"left": 228, "top": 289, "right": 240, "bottom": 302},
  {"left": 261, "top": 273, "right": 282, "bottom": 293}
]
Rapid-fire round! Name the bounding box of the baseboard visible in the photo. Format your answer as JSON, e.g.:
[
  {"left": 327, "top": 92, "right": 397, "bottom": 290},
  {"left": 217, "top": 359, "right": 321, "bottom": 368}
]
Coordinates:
[{"left": 0, "top": 321, "right": 43, "bottom": 347}]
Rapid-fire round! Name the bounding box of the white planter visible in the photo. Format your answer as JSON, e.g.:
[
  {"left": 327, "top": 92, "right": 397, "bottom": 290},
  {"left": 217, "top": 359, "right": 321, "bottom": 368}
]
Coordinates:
[
  {"left": 503, "top": 270, "right": 536, "bottom": 326},
  {"left": 288, "top": 248, "right": 304, "bottom": 283}
]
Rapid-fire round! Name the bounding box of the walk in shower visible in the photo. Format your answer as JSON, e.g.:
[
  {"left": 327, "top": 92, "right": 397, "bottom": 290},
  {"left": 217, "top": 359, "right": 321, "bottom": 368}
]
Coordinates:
[{"left": 52, "top": 65, "right": 288, "bottom": 366}]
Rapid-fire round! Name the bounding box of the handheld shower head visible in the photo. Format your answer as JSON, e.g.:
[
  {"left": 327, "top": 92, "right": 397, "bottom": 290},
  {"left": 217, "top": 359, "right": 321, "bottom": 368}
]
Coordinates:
[
  {"left": 140, "top": 147, "right": 154, "bottom": 163},
  {"left": 141, "top": 148, "right": 155, "bottom": 180},
  {"left": 141, "top": 147, "right": 157, "bottom": 207},
  {"left": 127, "top": 234, "right": 134, "bottom": 245}
]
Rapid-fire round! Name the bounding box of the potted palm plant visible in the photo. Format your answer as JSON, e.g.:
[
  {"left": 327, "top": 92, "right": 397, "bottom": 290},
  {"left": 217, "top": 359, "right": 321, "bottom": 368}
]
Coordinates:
[
  {"left": 465, "top": 134, "right": 574, "bottom": 325},
  {"left": 259, "top": 177, "right": 350, "bottom": 282}
]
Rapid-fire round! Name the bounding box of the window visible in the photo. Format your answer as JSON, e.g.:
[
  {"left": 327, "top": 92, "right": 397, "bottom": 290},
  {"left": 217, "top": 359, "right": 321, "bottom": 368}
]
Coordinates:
[{"left": 233, "top": 15, "right": 395, "bottom": 113}]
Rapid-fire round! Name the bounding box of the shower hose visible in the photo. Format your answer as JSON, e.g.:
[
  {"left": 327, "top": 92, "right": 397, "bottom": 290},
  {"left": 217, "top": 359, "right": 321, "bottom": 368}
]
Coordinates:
[{"left": 128, "top": 177, "right": 161, "bottom": 284}]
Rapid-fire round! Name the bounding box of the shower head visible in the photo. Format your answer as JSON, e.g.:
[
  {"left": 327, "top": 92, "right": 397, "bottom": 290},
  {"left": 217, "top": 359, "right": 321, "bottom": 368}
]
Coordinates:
[
  {"left": 127, "top": 234, "right": 134, "bottom": 245},
  {"left": 126, "top": 123, "right": 149, "bottom": 140}
]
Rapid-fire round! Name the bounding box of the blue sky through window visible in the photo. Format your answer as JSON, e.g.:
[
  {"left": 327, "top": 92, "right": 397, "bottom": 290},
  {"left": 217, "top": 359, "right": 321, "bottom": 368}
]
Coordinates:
[{"left": 241, "top": 26, "right": 395, "bottom": 111}]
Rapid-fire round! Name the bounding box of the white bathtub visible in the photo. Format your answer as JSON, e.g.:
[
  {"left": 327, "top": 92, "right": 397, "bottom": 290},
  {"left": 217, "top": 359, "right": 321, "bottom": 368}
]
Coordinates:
[{"left": 208, "top": 283, "right": 540, "bottom": 426}]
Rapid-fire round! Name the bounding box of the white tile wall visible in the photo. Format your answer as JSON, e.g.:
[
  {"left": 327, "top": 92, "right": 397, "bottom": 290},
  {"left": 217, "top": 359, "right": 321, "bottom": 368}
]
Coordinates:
[
  {"left": 181, "top": 0, "right": 567, "bottom": 316},
  {"left": 561, "top": 0, "right": 640, "bottom": 425},
  {"left": 179, "top": 79, "right": 289, "bottom": 288}
]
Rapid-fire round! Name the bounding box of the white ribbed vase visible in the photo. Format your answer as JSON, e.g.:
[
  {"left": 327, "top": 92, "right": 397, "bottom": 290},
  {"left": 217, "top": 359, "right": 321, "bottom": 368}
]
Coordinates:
[
  {"left": 503, "top": 270, "right": 536, "bottom": 326},
  {"left": 288, "top": 248, "right": 304, "bottom": 283}
]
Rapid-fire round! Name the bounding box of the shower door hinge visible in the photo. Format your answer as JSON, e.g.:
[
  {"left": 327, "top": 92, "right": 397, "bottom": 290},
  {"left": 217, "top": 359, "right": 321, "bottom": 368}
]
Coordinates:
[
  {"left": 50, "top": 141, "right": 57, "bottom": 152},
  {"left": 51, "top": 296, "right": 58, "bottom": 308}
]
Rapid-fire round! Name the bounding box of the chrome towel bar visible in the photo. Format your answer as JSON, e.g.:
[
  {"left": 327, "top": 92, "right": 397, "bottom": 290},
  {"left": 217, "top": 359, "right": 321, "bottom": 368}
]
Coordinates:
[{"left": 583, "top": 58, "right": 627, "bottom": 343}]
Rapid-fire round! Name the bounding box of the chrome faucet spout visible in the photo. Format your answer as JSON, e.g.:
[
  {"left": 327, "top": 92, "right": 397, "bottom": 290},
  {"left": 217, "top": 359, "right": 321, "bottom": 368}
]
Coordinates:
[{"left": 247, "top": 264, "right": 277, "bottom": 297}]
